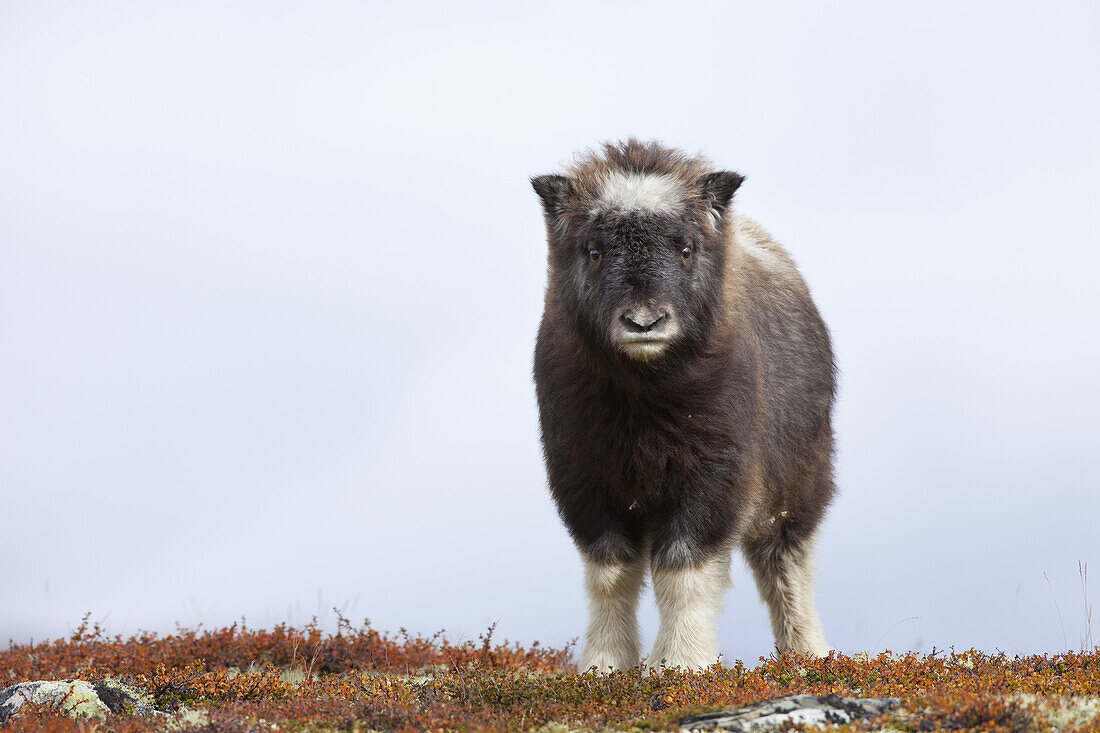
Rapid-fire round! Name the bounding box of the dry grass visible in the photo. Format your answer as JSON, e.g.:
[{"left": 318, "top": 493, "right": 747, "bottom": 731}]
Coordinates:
[{"left": 3, "top": 614, "right": 1100, "bottom": 732}]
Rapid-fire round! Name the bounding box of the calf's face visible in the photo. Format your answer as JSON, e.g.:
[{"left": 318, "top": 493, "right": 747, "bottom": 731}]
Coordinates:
[
  {"left": 579, "top": 213, "right": 696, "bottom": 361},
  {"left": 533, "top": 170, "right": 744, "bottom": 362}
]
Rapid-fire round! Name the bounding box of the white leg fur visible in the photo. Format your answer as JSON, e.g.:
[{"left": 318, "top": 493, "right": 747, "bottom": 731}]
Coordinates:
[
  {"left": 578, "top": 556, "right": 647, "bottom": 671},
  {"left": 647, "top": 555, "right": 731, "bottom": 670},
  {"left": 747, "top": 531, "right": 831, "bottom": 656}
]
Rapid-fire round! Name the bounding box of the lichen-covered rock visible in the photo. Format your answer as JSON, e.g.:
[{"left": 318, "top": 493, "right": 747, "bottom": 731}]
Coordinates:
[
  {"left": 679, "top": 694, "right": 900, "bottom": 731},
  {"left": 0, "top": 678, "right": 159, "bottom": 724},
  {"left": 93, "top": 678, "right": 158, "bottom": 715},
  {"left": 0, "top": 680, "right": 110, "bottom": 723}
]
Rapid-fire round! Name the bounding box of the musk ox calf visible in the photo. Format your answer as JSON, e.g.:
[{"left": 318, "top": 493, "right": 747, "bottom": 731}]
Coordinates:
[{"left": 531, "top": 140, "right": 836, "bottom": 671}]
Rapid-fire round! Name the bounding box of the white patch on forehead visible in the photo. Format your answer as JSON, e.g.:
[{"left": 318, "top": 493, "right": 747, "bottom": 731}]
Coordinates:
[{"left": 595, "top": 172, "right": 683, "bottom": 214}]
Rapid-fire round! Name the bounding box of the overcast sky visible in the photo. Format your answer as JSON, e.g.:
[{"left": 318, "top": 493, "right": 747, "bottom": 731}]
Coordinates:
[{"left": 2, "top": 2, "right": 1098, "bottom": 663}]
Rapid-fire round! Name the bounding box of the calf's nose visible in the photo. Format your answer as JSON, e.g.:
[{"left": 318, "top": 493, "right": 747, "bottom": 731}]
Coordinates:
[{"left": 622, "top": 305, "right": 667, "bottom": 332}]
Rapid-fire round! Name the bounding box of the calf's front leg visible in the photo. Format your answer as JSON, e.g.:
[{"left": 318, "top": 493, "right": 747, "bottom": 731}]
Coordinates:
[
  {"left": 648, "top": 554, "right": 731, "bottom": 670},
  {"left": 578, "top": 554, "right": 647, "bottom": 671}
]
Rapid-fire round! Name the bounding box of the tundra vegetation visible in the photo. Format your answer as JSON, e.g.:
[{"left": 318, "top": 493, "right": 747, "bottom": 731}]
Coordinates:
[{"left": 2, "top": 614, "right": 1099, "bottom": 731}]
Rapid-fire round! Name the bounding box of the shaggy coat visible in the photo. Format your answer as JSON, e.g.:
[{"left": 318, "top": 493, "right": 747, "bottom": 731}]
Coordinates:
[{"left": 531, "top": 140, "right": 836, "bottom": 670}]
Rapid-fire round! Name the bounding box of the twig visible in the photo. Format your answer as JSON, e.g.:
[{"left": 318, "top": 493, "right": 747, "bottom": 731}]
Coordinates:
[
  {"left": 873, "top": 616, "right": 920, "bottom": 653},
  {"left": 1044, "top": 571, "right": 1069, "bottom": 651},
  {"left": 1080, "top": 561, "right": 1094, "bottom": 651}
]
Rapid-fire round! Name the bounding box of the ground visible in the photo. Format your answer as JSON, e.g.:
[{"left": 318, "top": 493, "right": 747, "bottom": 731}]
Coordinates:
[{"left": 1, "top": 615, "right": 1098, "bottom": 731}]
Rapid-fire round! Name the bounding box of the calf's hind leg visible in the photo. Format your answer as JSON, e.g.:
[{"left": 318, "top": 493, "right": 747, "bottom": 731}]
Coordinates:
[
  {"left": 578, "top": 554, "right": 647, "bottom": 671},
  {"left": 743, "top": 526, "right": 831, "bottom": 656}
]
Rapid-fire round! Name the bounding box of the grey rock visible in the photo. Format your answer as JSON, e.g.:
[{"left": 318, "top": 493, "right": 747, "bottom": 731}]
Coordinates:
[
  {"left": 0, "top": 680, "right": 110, "bottom": 724},
  {"left": 93, "top": 678, "right": 159, "bottom": 716},
  {"left": 0, "top": 678, "right": 160, "bottom": 724},
  {"left": 679, "top": 694, "right": 900, "bottom": 731}
]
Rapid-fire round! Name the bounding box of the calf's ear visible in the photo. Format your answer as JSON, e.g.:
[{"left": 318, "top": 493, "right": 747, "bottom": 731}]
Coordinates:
[
  {"left": 696, "top": 171, "right": 745, "bottom": 217},
  {"left": 531, "top": 174, "right": 574, "bottom": 218}
]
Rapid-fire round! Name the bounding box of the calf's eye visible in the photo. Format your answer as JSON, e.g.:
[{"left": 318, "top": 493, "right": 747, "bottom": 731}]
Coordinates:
[
  {"left": 589, "top": 249, "right": 602, "bottom": 262},
  {"left": 681, "top": 246, "right": 693, "bottom": 259}
]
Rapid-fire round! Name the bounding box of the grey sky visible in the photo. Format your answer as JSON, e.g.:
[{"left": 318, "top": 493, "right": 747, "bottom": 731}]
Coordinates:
[{"left": 2, "top": 2, "right": 1097, "bottom": 663}]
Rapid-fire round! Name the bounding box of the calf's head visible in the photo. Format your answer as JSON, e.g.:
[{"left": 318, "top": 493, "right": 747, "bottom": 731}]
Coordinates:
[{"left": 533, "top": 141, "right": 743, "bottom": 363}]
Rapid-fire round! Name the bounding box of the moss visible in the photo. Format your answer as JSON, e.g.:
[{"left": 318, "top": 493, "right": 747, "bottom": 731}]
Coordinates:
[
  {"left": 1008, "top": 693, "right": 1100, "bottom": 730},
  {"left": 162, "top": 706, "right": 209, "bottom": 731}
]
